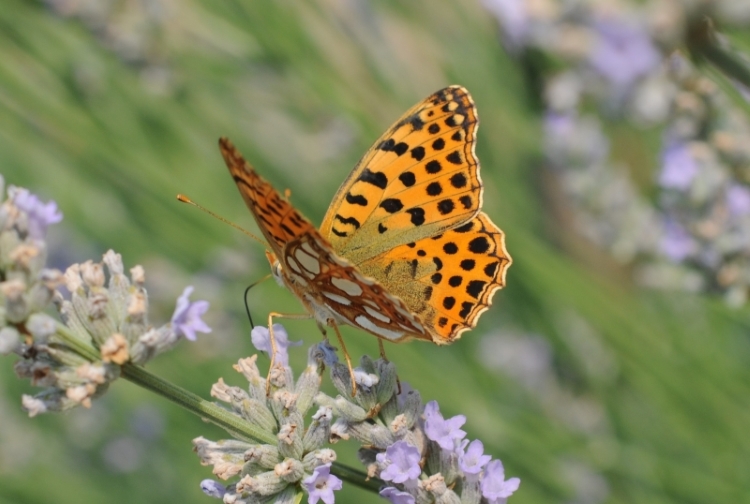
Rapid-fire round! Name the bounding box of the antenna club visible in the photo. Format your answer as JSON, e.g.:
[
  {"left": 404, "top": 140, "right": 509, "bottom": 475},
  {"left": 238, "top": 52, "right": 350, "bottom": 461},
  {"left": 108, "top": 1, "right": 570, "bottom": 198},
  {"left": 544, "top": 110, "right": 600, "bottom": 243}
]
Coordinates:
[{"left": 176, "top": 194, "right": 194, "bottom": 205}]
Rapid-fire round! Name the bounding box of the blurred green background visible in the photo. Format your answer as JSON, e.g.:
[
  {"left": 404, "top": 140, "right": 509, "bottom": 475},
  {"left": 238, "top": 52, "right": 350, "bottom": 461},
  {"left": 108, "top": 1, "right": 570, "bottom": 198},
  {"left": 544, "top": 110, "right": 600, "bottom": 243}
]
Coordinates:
[{"left": 1, "top": 1, "right": 750, "bottom": 503}]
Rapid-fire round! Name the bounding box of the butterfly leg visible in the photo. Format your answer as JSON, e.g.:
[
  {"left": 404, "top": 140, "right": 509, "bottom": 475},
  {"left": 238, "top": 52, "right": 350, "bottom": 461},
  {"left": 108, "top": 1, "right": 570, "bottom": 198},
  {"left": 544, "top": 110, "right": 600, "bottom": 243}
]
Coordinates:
[
  {"left": 329, "top": 320, "right": 357, "bottom": 397},
  {"left": 267, "top": 312, "right": 311, "bottom": 395},
  {"left": 377, "top": 338, "right": 402, "bottom": 395}
]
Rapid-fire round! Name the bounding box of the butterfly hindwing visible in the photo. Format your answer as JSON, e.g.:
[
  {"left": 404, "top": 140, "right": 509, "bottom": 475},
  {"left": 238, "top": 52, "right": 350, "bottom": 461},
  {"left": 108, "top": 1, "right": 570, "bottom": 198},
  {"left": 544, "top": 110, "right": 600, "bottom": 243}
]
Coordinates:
[
  {"left": 282, "top": 232, "right": 432, "bottom": 342},
  {"left": 357, "top": 212, "right": 511, "bottom": 343},
  {"left": 319, "top": 86, "right": 482, "bottom": 264}
]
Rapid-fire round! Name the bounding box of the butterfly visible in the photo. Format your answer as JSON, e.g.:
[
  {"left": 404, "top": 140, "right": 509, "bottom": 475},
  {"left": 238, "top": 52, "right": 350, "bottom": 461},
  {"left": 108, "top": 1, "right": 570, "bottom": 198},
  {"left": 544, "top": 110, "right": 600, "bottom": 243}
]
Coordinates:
[{"left": 220, "top": 85, "right": 511, "bottom": 371}]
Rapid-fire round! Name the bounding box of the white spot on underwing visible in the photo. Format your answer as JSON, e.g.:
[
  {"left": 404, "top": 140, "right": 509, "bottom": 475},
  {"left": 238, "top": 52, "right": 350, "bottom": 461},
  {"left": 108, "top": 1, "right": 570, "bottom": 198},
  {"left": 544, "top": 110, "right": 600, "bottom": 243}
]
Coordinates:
[
  {"left": 287, "top": 258, "right": 302, "bottom": 274},
  {"left": 323, "top": 291, "right": 352, "bottom": 306},
  {"left": 364, "top": 306, "right": 390, "bottom": 323},
  {"left": 331, "top": 277, "right": 363, "bottom": 296},
  {"left": 294, "top": 248, "right": 321, "bottom": 275},
  {"left": 355, "top": 315, "right": 403, "bottom": 341}
]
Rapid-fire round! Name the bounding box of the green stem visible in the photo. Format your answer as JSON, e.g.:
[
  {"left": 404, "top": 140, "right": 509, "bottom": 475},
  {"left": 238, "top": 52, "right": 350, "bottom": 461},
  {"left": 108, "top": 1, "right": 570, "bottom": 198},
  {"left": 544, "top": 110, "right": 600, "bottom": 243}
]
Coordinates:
[
  {"left": 688, "top": 19, "right": 750, "bottom": 89},
  {"left": 53, "top": 322, "right": 381, "bottom": 491},
  {"left": 121, "top": 363, "right": 276, "bottom": 445}
]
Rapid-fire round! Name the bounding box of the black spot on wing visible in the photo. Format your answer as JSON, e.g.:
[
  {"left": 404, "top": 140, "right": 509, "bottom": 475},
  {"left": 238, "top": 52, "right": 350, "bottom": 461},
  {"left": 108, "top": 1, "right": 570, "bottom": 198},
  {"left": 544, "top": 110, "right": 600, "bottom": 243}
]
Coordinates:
[
  {"left": 411, "top": 146, "right": 426, "bottom": 161},
  {"left": 454, "top": 222, "right": 474, "bottom": 232},
  {"left": 484, "top": 262, "right": 498, "bottom": 277},
  {"left": 407, "top": 207, "right": 425, "bottom": 226},
  {"left": 443, "top": 296, "right": 456, "bottom": 310},
  {"left": 380, "top": 198, "right": 404, "bottom": 213},
  {"left": 358, "top": 168, "right": 387, "bottom": 189},
  {"left": 346, "top": 193, "right": 368, "bottom": 206},
  {"left": 399, "top": 171, "right": 416, "bottom": 187},
  {"left": 431, "top": 273, "right": 442, "bottom": 284},
  {"left": 443, "top": 242, "right": 458, "bottom": 254},
  {"left": 427, "top": 182, "right": 442, "bottom": 196},
  {"left": 428, "top": 124, "right": 440, "bottom": 134},
  {"left": 425, "top": 160, "right": 442, "bottom": 174},
  {"left": 469, "top": 237, "right": 490, "bottom": 254},
  {"left": 466, "top": 280, "right": 486, "bottom": 299},
  {"left": 433, "top": 257, "right": 443, "bottom": 271},
  {"left": 448, "top": 276, "right": 462, "bottom": 287},
  {"left": 446, "top": 151, "right": 462, "bottom": 165},
  {"left": 437, "top": 199, "right": 455, "bottom": 215},
  {"left": 458, "top": 301, "right": 473, "bottom": 319},
  {"left": 460, "top": 259, "right": 475, "bottom": 271},
  {"left": 450, "top": 173, "right": 467, "bottom": 188},
  {"left": 432, "top": 138, "right": 445, "bottom": 150},
  {"left": 459, "top": 195, "right": 472, "bottom": 209},
  {"left": 378, "top": 223, "right": 388, "bottom": 234},
  {"left": 335, "top": 214, "right": 361, "bottom": 229}
]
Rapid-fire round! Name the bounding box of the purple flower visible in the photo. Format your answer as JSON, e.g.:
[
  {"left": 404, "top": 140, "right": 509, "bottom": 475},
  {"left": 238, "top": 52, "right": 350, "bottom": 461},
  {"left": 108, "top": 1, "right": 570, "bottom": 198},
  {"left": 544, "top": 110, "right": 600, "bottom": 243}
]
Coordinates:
[
  {"left": 589, "top": 19, "right": 661, "bottom": 89},
  {"left": 376, "top": 441, "right": 421, "bottom": 485},
  {"left": 726, "top": 184, "right": 750, "bottom": 217},
  {"left": 379, "top": 487, "right": 415, "bottom": 504},
  {"left": 481, "top": 460, "right": 520, "bottom": 504},
  {"left": 423, "top": 401, "right": 466, "bottom": 451},
  {"left": 199, "top": 479, "right": 227, "bottom": 499},
  {"left": 459, "top": 440, "right": 492, "bottom": 475},
  {"left": 659, "top": 141, "right": 698, "bottom": 190},
  {"left": 302, "top": 463, "right": 342, "bottom": 504},
  {"left": 251, "top": 324, "right": 302, "bottom": 367},
  {"left": 661, "top": 219, "right": 697, "bottom": 262},
  {"left": 171, "top": 286, "right": 211, "bottom": 341},
  {"left": 13, "top": 188, "right": 63, "bottom": 239}
]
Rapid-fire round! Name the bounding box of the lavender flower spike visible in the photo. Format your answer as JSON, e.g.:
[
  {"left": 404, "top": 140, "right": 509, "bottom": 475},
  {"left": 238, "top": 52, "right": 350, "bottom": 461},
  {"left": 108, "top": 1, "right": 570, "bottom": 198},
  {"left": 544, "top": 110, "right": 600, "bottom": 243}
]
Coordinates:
[
  {"left": 423, "top": 400, "right": 466, "bottom": 451},
  {"left": 302, "top": 463, "right": 342, "bottom": 504},
  {"left": 171, "top": 286, "right": 211, "bottom": 341},
  {"left": 251, "top": 324, "right": 303, "bottom": 366},
  {"left": 481, "top": 460, "right": 520, "bottom": 504},
  {"left": 376, "top": 440, "right": 421, "bottom": 485},
  {"left": 12, "top": 187, "right": 63, "bottom": 239}
]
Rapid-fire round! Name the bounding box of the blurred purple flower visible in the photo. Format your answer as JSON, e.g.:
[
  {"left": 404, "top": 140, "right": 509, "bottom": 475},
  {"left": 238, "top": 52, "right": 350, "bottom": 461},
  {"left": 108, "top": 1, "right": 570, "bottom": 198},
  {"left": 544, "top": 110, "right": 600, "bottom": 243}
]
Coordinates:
[
  {"left": 544, "top": 111, "right": 576, "bottom": 139},
  {"left": 379, "top": 487, "right": 415, "bottom": 504},
  {"left": 171, "top": 286, "right": 211, "bottom": 341},
  {"left": 481, "top": 460, "right": 521, "bottom": 504},
  {"left": 659, "top": 141, "right": 698, "bottom": 190},
  {"left": 423, "top": 400, "right": 466, "bottom": 451},
  {"left": 726, "top": 184, "right": 750, "bottom": 217},
  {"left": 459, "top": 439, "right": 492, "bottom": 475},
  {"left": 482, "top": 0, "right": 528, "bottom": 48},
  {"left": 200, "top": 479, "right": 227, "bottom": 499},
  {"left": 251, "top": 324, "right": 302, "bottom": 367},
  {"left": 303, "top": 463, "right": 342, "bottom": 504},
  {"left": 661, "top": 220, "right": 697, "bottom": 262},
  {"left": 589, "top": 19, "right": 661, "bottom": 89},
  {"left": 13, "top": 188, "right": 63, "bottom": 239},
  {"left": 376, "top": 441, "right": 421, "bottom": 485}
]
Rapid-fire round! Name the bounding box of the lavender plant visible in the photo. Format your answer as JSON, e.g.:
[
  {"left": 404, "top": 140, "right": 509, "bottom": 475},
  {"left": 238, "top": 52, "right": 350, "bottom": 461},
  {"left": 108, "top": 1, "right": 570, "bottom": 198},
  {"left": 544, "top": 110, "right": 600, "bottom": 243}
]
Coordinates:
[
  {"left": 0, "top": 179, "right": 520, "bottom": 504},
  {"left": 483, "top": 0, "right": 750, "bottom": 303}
]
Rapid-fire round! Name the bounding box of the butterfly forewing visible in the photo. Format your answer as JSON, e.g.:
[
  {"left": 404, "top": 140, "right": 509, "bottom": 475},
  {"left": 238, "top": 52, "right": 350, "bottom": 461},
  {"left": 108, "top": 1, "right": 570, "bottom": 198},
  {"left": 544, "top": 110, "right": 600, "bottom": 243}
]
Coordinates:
[
  {"left": 220, "top": 138, "right": 315, "bottom": 256},
  {"left": 319, "top": 86, "right": 482, "bottom": 265}
]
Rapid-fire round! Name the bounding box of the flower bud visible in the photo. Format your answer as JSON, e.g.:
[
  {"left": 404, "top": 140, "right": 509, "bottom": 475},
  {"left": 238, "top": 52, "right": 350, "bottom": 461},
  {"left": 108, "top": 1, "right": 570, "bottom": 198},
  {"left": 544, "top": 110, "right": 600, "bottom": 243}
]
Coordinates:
[
  {"left": 0, "top": 326, "right": 20, "bottom": 354},
  {"left": 303, "top": 406, "right": 332, "bottom": 453}
]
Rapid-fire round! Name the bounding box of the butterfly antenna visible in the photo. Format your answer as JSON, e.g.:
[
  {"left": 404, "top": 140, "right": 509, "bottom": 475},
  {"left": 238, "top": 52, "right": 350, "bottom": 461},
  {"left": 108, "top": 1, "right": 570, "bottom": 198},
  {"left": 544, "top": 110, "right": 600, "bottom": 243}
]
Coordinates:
[
  {"left": 177, "top": 194, "right": 267, "bottom": 248},
  {"left": 242, "top": 274, "right": 272, "bottom": 329}
]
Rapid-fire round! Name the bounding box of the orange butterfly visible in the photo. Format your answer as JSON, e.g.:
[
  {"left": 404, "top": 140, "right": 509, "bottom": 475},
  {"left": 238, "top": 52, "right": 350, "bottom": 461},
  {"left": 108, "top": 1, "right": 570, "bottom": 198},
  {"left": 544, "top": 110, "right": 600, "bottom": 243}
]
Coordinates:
[{"left": 220, "top": 86, "right": 511, "bottom": 379}]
